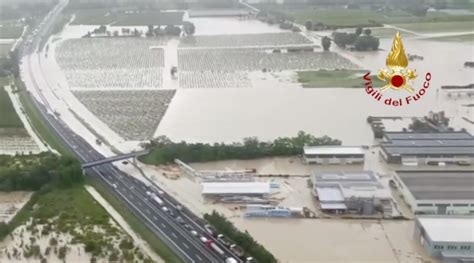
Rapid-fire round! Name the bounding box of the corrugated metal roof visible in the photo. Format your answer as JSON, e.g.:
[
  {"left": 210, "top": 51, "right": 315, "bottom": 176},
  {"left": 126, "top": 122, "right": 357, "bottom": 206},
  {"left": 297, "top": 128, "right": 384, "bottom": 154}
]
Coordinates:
[
  {"left": 320, "top": 203, "right": 347, "bottom": 210},
  {"left": 201, "top": 182, "right": 271, "bottom": 195},
  {"left": 303, "top": 146, "right": 364, "bottom": 155},
  {"left": 316, "top": 187, "right": 344, "bottom": 202},
  {"left": 418, "top": 217, "right": 474, "bottom": 243},
  {"left": 382, "top": 146, "right": 474, "bottom": 155},
  {"left": 396, "top": 171, "right": 474, "bottom": 200},
  {"left": 384, "top": 132, "right": 473, "bottom": 141}
]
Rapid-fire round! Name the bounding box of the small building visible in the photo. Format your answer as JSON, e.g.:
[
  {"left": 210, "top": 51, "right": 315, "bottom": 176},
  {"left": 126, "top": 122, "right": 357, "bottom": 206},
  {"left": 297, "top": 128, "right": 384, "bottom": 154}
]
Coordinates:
[
  {"left": 394, "top": 170, "right": 474, "bottom": 215},
  {"left": 414, "top": 216, "right": 474, "bottom": 263},
  {"left": 303, "top": 146, "right": 365, "bottom": 165},
  {"left": 380, "top": 131, "right": 474, "bottom": 165},
  {"left": 201, "top": 182, "right": 271, "bottom": 198},
  {"left": 310, "top": 171, "right": 393, "bottom": 215}
]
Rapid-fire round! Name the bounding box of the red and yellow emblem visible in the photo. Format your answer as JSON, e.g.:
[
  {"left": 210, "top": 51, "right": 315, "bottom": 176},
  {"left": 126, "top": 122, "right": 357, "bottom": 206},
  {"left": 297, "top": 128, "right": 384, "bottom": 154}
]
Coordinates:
[{"left": 378, "top": 32, "right": 417, "bottom": 93}]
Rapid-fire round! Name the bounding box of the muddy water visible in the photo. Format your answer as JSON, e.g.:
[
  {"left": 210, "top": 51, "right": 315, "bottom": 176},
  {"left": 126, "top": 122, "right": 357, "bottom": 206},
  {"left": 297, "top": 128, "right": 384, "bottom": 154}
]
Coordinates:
[
  {"left": 157, "top": 38, "right": 473, "bottom": 145},
  {"left": 231, "top": 218, "right": 436, "bottom": 263}
]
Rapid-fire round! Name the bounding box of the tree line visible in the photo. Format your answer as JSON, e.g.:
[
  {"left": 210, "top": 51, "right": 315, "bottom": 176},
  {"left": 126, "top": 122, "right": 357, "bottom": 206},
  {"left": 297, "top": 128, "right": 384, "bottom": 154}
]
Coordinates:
[
  {"left": 204, "top": 210, "right": 278, "bottom": 263},
  {"left": 332, "top": 27, "right": 380, "bottom": 51},
  {"left": 0, "top": 152, "right": 84, "bottom": 191},
  {"left": 139, "top": 131, "right": 341, "bottom": 165}
]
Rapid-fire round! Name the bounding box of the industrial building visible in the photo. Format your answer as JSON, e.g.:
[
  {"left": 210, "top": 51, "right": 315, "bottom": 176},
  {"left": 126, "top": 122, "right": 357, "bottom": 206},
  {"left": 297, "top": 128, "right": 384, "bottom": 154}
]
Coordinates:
[
  {"left": 201, "top": 182, "right": 271, "bottom": 198},
  {"left": 303, "top": 146, "right": 365, "bottom": 165},
  {"left": 414, "top": 216, "right": 474, "bottom": 263},
  {"left": 310, "top": 171, "right": 393, "bottom": 215},
  {"left": 394, "top": 171, "right": 474, "bottom": 215},
  {"left": 380, "top": 131, "right": 474, "bottom": 165}
]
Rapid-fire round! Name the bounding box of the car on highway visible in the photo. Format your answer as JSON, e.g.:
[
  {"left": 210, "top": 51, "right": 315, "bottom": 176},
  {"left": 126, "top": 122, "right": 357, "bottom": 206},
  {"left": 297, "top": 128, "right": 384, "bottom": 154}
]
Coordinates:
[
  {"left": 184, "top": 224, "right": 192, "bottom": 230},
  {"left": 162, "top": 207, "right": 169, "bottom": 212},
  {"left": 190, "top": 230, "right": 198, "bottom": 236},
  {"left": 112, "top": 183, "right": 117, "bottom": 188},
  {"left": 175, "top": 216, "right": 185, "bottom": 224}
]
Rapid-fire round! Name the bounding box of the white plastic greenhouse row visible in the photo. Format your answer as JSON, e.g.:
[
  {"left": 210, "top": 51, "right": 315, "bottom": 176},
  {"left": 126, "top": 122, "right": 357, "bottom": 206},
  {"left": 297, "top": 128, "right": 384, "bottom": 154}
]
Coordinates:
[
  {"left": 178, "top": 49, "right": 359, "bottom": 72},
  {"left": 72, "top": 90, "right": 176, "bottom": 141},
  {"left": 179, "top": 32, "right": 313, "bottom": 48},
  {"left": 64, "top": 68, "right": 163, "bottom": 90},
  {"left": 179, "top": 71, "right": 251, "bottom": 89}
]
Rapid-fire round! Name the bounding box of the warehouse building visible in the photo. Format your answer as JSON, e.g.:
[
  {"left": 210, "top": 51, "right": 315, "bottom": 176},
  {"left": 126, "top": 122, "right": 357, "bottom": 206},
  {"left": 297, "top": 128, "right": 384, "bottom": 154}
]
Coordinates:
[
  {"left": 394, "top": 171, "right": 474, "bottom": 215},
  {"left": 303, "top": 146, "right": 365, "bottom": 165},
  {"left": 310, "top": 171, "right": 393, "bottom": 215},
  {"left": 414, "top": 216, "right": 474, "bottom": 263},
  {"left": 380, "top": 131, "right": 474, "bottom": 165},
  {"left": 201, "top": 182, "right": 271, "bottom": 198}
]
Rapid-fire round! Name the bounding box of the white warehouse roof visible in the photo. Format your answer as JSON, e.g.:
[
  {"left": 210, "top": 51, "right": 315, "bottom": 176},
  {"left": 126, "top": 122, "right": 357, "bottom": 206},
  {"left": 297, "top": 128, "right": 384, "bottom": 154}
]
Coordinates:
[
  {"left": 418, "top": 217, "right": 474, "bottom": 243},
  {"left": 201, "top": 182, "right": 271, "bottom": 195},
  {"left": 304, "top": 146, "right": 365, "bottom": 155}
]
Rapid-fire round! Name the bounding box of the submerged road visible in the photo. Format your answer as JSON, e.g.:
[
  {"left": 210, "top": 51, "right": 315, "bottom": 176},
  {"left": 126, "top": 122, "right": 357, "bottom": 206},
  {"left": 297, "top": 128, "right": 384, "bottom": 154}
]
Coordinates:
[{"left": 19, "top": 1, "right": 242, "bottom": 262}]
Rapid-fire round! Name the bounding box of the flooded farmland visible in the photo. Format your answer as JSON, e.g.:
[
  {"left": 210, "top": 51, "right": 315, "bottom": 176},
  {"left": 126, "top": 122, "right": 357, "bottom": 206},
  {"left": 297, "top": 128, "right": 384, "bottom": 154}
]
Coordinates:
[{"left": 156, "top": 36, "right": 473, "bottom": 145}]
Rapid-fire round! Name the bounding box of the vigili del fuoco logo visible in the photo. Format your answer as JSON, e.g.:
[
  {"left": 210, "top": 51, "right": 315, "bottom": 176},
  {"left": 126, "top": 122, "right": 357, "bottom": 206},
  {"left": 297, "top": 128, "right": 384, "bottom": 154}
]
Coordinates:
[{"left": 363, "top": 32, "right": 432, "bottom": 106}]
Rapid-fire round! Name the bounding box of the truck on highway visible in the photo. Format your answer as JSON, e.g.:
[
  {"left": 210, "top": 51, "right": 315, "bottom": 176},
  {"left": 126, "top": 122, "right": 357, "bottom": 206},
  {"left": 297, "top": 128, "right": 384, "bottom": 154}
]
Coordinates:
[
  {"left": 226, "top": 258, "right": 238, "bottom": 263},
  {"left": 210, "top": 242, "right": 225, "bottom": 256},
  {"left": 204, "top": 224, "right": 218, "bottom": 237},
  {"left": 230, "top": 244, "right": 245, "bottom": 258},
  {"left": 217, "top": 234, "right": 232, "bottom": 247},
  {"left": 152, "top": 195, "right": 164, "bottom": 206}
]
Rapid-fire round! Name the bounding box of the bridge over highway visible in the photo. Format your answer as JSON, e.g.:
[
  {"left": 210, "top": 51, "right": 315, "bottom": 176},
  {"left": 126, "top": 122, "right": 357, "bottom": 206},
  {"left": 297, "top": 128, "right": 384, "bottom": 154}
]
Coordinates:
[{"left": 81, "top": 149, "right": 150, "bottom": 169}]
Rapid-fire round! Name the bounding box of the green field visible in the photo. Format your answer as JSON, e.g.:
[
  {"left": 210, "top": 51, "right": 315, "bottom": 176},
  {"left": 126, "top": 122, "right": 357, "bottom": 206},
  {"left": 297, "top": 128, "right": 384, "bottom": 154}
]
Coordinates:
[
  {"left": 0, "top": 25, "right": 24, "bottom": 39},
  {"left": 71, "top": 9, "right": 183, "bottom": 26},
  {"left": 0, "top": 77, "right": 24, "bottom": 128},
  {"left": 394, "top": 21, "right": 474, "bottom": 33},
  {"left": 0, "top": 43, "right": 12, "bottom": 57},
  {"left": 4, "top": 186, "right": 154, "bottom": 262},
  {"left": 277, "top": 7, "right": 474, "bottom": 28},
  {"left": 297, "top": 70, "right": 385, "bottom": 88},
  {"left": 339, "top": 27, "right": 415, "bottom": 38},
  {"left": 423, "top": 33, "right": 474, "bottom": 42}
]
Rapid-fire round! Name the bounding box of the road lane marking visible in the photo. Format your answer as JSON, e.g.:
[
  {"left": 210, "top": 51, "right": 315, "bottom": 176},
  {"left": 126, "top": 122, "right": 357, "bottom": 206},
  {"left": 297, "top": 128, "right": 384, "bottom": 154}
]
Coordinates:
[
  {"left": 196, "top": 255, "right": 203, "bottom": 261},
  {"left": 161, "top": 223, "right": 166, "bottom": 228},
  {"left": 171, "top": 232, "right": 177, "bottom": 238},
  {"left": 183, "top": 243, "right": 189, "bottom": 249}
]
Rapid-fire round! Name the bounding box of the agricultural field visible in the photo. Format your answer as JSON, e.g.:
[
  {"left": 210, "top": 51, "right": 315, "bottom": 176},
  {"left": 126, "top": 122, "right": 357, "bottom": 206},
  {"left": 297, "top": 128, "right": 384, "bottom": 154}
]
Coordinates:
[
  {"left": 297, "top": 70, "right": 384, "bottom": 88},
  {"left": 423, "top": 33, "right": 474, "bottom": 42},
  {"left": 264, "top": 6, "right": 474, "bottom": 28},
  {"left": 56, "top": 38, "right": 165, "bottom": 90},
  {"left": 72, "top": 90, "right": 176, "bottom": 140},
  {"left": 178, "top": 49, "right": 359, "bottom": 71},
  {"left": 70, "top": 9, "right": 184, "bottom": 26},
  {"left": 180, "top": 72, "right": 251, "bottom": 89},
  {"left": 0, "top": 25, "right": 24, "bottom": 39},
  {"left": 0, "top": 187, "right": 153, "bottom": 262},
  {"left": 394, "top": 21, "right": 474, "bottom": 33},
  {"left": 0, "top": 78, "right": 41, "bottom": 155},
  {"left": 0, "top": 44, "right": 12, "bottom": 57},
  {"left": 179, "top": 32, "right": 313, "bottom": 47},
  {"left": 0, "top": 80, "right": 23, "bottom": 129}
]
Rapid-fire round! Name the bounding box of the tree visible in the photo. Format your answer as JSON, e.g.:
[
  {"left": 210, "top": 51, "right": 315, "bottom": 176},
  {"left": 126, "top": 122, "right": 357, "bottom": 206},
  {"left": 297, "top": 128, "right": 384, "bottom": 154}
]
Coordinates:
[
  {"left": 183, "top": 21, "right": 195, "bottom": 36},
  {"left": 322, "top": 36, "right": 331, "bottom": 51},
  {"left": 363, "top": 28, "right": 372, "bottom": 35},
  {"left": 355, "top": 27, "right": 363, "bottom": 36},
  {"left": 305, "top": 21, "right": 312, "bottom": 31},
  {"left": 354, "top": 35, "right": 380, "bottom": 51},
  {"left": 165, "top": 25, "right": 181, "bottom": 36}
]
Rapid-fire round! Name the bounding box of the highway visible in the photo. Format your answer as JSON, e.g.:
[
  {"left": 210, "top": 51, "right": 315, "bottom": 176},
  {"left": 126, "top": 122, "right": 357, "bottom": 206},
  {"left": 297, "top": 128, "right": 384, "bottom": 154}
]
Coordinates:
[{"left": 18, "top": 1, "right": 243, "bottom": 262}]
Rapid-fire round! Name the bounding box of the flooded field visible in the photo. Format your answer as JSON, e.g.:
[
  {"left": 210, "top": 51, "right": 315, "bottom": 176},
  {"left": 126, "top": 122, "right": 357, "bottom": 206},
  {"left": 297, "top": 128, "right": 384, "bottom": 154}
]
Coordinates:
[
  {"left": 231, "top": 218, "right": 437, "bottom": 263},
  {"left": 156, "top": 37, "right": 473, "bottom": 145}
]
